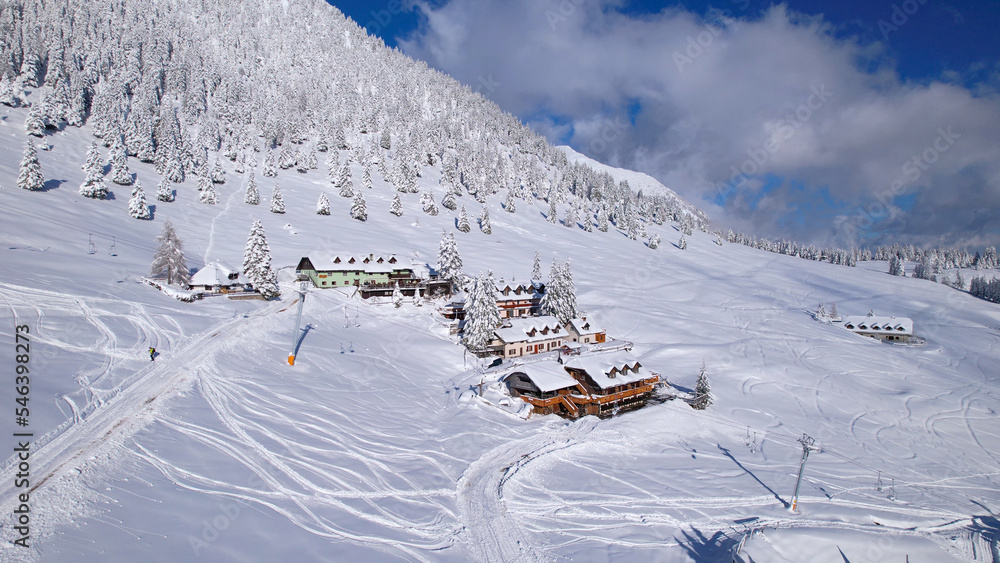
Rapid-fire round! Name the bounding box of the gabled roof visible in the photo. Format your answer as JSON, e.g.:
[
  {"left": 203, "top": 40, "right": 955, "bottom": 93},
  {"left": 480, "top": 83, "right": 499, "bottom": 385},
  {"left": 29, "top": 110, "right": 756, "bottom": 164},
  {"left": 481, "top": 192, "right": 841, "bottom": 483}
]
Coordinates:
[
  {"left": 566, "top": 317, "right": 604, "bottom": 336},
  {"left": 563, "top": 350, "right": 655, "bottom": 390},
  {"left": 190, "top": 262, "right": 241, "bottom": 286},
  {"left": 839, "top": 316, "right": 913, "bottom": 335},
  {"left": 505, "top": 361, "right": 579, "bottom": 393},
  {"left": 494, "top": 316, "right": 563, "bottom": 343},
  {"left": 299, "top": 252, "right": 410, "bottom": 274}
]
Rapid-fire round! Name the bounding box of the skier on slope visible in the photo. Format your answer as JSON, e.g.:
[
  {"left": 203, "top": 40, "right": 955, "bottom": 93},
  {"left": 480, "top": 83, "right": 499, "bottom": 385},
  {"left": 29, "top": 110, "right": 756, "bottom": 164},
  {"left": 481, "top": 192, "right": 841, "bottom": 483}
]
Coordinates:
[{"left": 149, "top": 347, "right": 156, "bottom": 361}]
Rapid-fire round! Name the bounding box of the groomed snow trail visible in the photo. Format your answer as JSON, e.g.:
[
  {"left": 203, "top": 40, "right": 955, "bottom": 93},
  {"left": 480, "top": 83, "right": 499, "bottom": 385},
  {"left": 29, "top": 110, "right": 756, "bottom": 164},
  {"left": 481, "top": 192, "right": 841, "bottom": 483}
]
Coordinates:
[{"left": 457, "top": 417, "right": 600, "bottom": 562}]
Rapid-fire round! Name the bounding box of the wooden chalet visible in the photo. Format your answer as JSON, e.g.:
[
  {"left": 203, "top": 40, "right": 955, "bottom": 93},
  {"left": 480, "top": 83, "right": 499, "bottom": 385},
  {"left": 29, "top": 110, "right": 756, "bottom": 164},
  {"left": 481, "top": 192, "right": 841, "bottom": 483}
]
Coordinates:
[
  {"left": 503, "top": 350, "right": 660, "bottom": 418},
  {"left": 565, "top": 317, "right": 607, "bottom": 344},
  {"left": 188, "top": 262, "right": 248, "bottom": 294},
  {"left": 491, "top": 316, "right": 566, "bottom": 359},
  {"left": 838, "top": 315, "right": 914, "bottom": 343},
  {"left": 295, "top": 252, "right": 451, "bottom": 299},
  {"left": 444, "top": 280, "right": 544, "bottom": 320}
]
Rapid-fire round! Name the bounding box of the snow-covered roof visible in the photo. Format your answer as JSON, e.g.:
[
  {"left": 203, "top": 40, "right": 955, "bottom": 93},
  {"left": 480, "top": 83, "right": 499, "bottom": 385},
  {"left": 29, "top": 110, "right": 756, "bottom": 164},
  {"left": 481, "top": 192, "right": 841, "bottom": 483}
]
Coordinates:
[
  {"left": 301, "top": 252, "right": 411, "bottom": 273},
  {"left": 505, "top": 361, "right": 579, "bottom": 393},
  {"left": 839, "top": 316, "right": 913, "bottom": 336},
  {"left": 563, "top": 350, "right": 655, "bottom": 390},
  {"left": 566, "top": 317, "right": 605, "bottom": 336},
  {"left": 494, "top": 316, "right": 564, "bottom": 344},
  {"left": 190, "top": 262, "right": 241, "bottom": 286}
]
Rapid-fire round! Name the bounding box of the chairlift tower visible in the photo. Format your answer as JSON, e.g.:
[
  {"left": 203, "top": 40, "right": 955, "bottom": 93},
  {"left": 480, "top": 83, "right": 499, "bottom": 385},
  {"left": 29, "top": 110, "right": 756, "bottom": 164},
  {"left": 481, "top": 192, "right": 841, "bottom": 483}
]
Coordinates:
[
  {"left": 790, "top": 434, "right": 819, "bottom": 512},
  {"left": 287, "top": 276, "right": 310, "bottom": 366}
]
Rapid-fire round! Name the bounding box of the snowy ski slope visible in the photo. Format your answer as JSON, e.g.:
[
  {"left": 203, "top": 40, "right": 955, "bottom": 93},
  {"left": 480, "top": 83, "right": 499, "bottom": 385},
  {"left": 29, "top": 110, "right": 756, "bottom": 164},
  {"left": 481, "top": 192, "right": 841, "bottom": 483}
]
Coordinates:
[{"left": 1, "top": 100, "right": 999, "bottom": 562}]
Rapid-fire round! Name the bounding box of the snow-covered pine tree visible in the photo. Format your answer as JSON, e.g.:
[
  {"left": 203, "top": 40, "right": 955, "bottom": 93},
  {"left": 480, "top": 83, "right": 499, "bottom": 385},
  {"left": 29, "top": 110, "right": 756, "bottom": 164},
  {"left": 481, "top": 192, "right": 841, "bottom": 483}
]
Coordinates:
[
  {"left": 242, "top": 219, "right": 279, "bottom": 299},
  {"left": 436, "top": 231, "right": 463, "bottom": 287},
  {"left": 199, "top": 174, "right": 219, "bottom": 204},
  {"left": 955, "top": 270, "right": 966, "bottom": 290},
  {"left": 596, "top": 205, "right": 609, "bottom": 232},
  {"left": 245, "top": 172, "right": 260, "bottom": 205},
  {"left": 816, "top": 303, "right": 827, "bottom": 319},
  {"left": 128, "top": 180, "right": 151, "bottom": 219},
  {"left": 17, "top": 141, "right": 44, "bottom": 191},
  {"left": 441, "top": 192, "right": 457, "bottom": 211},
  {"left": 716, "top": 234, "right": 724, "bottom": 246},
  {"left": 539, "top": 260, "right": 578, "bottom": 324},
  {"left": 692, "top": 362, "right": 713, "bottom": 410},
  {"left": 211, "top": 157, "right": 226, "bottom": 184},
  {"left": 350, "top": 190, "right": 367, "bottom": 221},
  {"left": 504, "top": 189, "right": 516, "bottom": 213},
  {"left": 270, "top": 183, "right": 285, "bottom": 213},
  {"left": 109, "top": 136, "right": 133, "bottom": 185},
  {"left": 547, "top": 198, "right": 558, "bottom": 223},
  {"left": 564, "top": 204, "right": 577, "bottom": 228},
  {"left": 420, "top": 191, "right": 439, "bottom": 215},
  {"left": 531, "top": 252, "right": 542, "bottom": 282},
  {"left": 150, "top": 220, "right": 190, "bottom": 286},
  {"left": 362, "top": 165, "right": 373, "bottom": 190},
  {"left": 234, "top": 152, "right": 246, "bottom": 174},
  {"left": 648, "top": 233, "right": 660, "bottom": 249},
  {"left": 317, "top": 191, "right": 331, "bottom": 215},
  {"left": 888, "top": 254, "right": 905, "bottom": 276},
  {"left": 79, "top": 142, "right": 108, "bottom": 198},
  {"left": 390, "top": 193, "right": 403, "bottom": 216},
  {"left": 262, "top": 148, "right": 277, "bottom": 177},
  {"left": 479, "top": 206, "right": 492, "bottom": 234},
  {"left": 457, "top": 205, "right": 471, "bottom": 233},
  {"left": 338, "top": 162, "right": 354, "bottom": 197},
  {"left": 679, "top": 235, "right": 687, "bottom": 250},
  {"left": 24, "top": 104, "right": 45, "bottom": 137},
  {"left": 392, "top": 282, "right": 403, "bottom": 308},
  {"left": 462, "top": 273, "right": 501, "bottom": 350},
  {"left": 156, "top": 177, "right": 174, "bottom": 202}
]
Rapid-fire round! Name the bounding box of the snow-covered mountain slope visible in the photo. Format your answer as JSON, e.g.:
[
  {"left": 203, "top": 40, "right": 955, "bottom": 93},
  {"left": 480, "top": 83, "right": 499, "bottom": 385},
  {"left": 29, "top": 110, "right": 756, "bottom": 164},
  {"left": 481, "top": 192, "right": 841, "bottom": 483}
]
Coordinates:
[
  {"left": 559, "top": 144, "right": 710, "bottom": 225},
  {"left": 2, "top": 92, "right": 1000, "bottom": 562},
  {"left": 0, "top": 0, "right": 998, "bottom": 561}
]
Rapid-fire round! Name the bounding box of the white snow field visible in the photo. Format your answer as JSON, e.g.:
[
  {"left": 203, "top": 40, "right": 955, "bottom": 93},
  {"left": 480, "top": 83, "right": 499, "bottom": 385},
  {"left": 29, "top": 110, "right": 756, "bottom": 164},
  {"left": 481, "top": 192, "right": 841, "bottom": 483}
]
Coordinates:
[{"left": 1, "top": 103, "right": 1000, "bottom": 563}]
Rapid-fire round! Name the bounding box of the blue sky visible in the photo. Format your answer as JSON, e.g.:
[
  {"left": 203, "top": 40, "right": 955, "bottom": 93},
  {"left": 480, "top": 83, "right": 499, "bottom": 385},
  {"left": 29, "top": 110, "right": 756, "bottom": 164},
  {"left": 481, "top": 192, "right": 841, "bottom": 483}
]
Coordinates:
[{"left": 331, "top": 1, "right": 1000, "bottom": 248}]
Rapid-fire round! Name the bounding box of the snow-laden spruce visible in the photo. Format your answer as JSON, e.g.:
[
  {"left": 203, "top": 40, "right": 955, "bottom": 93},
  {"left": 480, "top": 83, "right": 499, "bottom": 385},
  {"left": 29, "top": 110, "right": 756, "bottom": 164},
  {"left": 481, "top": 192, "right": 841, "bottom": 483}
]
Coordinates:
[
  {"left": 350, "top": 190, "right": 367, "bottom": 221},
  {"left": 128, "top": 180, "right": 151, "bottom": 219},
  {"left": 270, "top": 183, "right": 285, "bottom": 213},
  {"left": 211, "top": 157, "right": 226, "bottom": 184},
  {"left": 316, "top": 192, "right": 331, "bottom": 215},
  {"left": 242, "top": 219, "right": 279, "bottom": 299},
  {"left": 149, "top": 220, "right": 189, "bottom": 286},
  {"left": 479, "top": 206, "right": 491, "bottom": 235},
  {"left": 392, "top": 282, "right": 403, "bottom": 308},
  {"left": 198, "top": 175, "right": 218, "bottom": 204},
  {"left": 108, "top": 136, "right": 133, "bottom": 186},
  {"left": 420, "top": 191, "right": 439, "bottom": 216},
  {"left": 79, "top": 142, "right": 108, "bottom": 198},
  {"left": 244, "top": 172, "right": 260, "bottom": 205},
  {"left": 692, "top": 363, "right": 713, "bottom": 410},
  {"left": 436, "top": 231, "right": 463, "bottom": 288},
  {"left": 648, "top": 233, "right": 660, "bottom": 249},
  {"left": 889, "top": 254, "right": 905, "bottom": 276},
  {"left": 156, "top": 177, "right": 174, "bottom": 202},
  {"left": 389, "top": 193, "right": 403, "bottom": 216},
  {"left": 539, "top": 260, "right": 578, "bottom": 325},
  {"left": 18, "top": 141, "right": 44, "bottom": 191},
  {"left": 462, "top": 272, "right": 502, "bottom": 350},
  {"left": 457, "top": 205, "right": 471, "bottom": 233},
  {"left": 531, "top": 252, "right": 543, "bottom": 282}
]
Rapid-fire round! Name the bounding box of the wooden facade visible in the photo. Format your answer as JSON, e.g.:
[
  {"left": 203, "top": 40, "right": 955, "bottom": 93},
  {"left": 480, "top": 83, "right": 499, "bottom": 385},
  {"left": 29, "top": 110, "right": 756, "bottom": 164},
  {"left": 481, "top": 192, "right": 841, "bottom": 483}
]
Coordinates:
[
  {"left": 296, "top": 253, "right": 452, "bottom": 299},
  {"left": 503, "top": 352, "right": 660, "bottom": 419}
]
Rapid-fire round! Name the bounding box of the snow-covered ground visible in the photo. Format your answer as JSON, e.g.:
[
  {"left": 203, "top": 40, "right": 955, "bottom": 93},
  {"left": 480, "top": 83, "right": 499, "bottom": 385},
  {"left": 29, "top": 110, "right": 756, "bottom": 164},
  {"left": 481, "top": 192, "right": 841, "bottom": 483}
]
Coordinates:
[{"left": 1, "top": 102, "right": 999, "bottom": 562}]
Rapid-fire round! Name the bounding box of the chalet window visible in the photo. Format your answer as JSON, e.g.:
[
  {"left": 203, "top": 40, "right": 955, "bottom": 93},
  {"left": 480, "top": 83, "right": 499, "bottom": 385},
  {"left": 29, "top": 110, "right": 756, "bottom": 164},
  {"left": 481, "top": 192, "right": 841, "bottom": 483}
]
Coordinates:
[
  {"left": 349, "top": 258, "right": 356, "bottom": 264},
  {"left": 845, "top": 324, "right": 854, "bottom": 329},
  {"left": 389, "top": 257, "right": 397, "bottom": 264},
  {"left": 334, "top": 257, "right": 341, "bottom": 264},
  {"left": 858, "top": 325, "right": 867, "bottom": 330},
  {"left": 897, "top": 327, "right": 905, "bottom": 331}
]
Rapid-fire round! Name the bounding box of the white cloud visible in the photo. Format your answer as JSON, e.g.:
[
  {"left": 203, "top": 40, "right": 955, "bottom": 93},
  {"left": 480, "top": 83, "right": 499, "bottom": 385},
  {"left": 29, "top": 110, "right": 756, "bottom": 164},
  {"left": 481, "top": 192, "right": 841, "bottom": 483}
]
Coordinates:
[{"left": 400, "top": 0, "right": 1000, "bottom": 247}]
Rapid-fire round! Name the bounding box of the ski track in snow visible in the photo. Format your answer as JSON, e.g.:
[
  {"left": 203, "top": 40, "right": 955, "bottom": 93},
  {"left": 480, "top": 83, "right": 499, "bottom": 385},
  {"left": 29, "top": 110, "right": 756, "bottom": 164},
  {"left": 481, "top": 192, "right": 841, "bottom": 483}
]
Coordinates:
[{"left": 0, "top": 287, "right": 287, "bottom": 553}]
